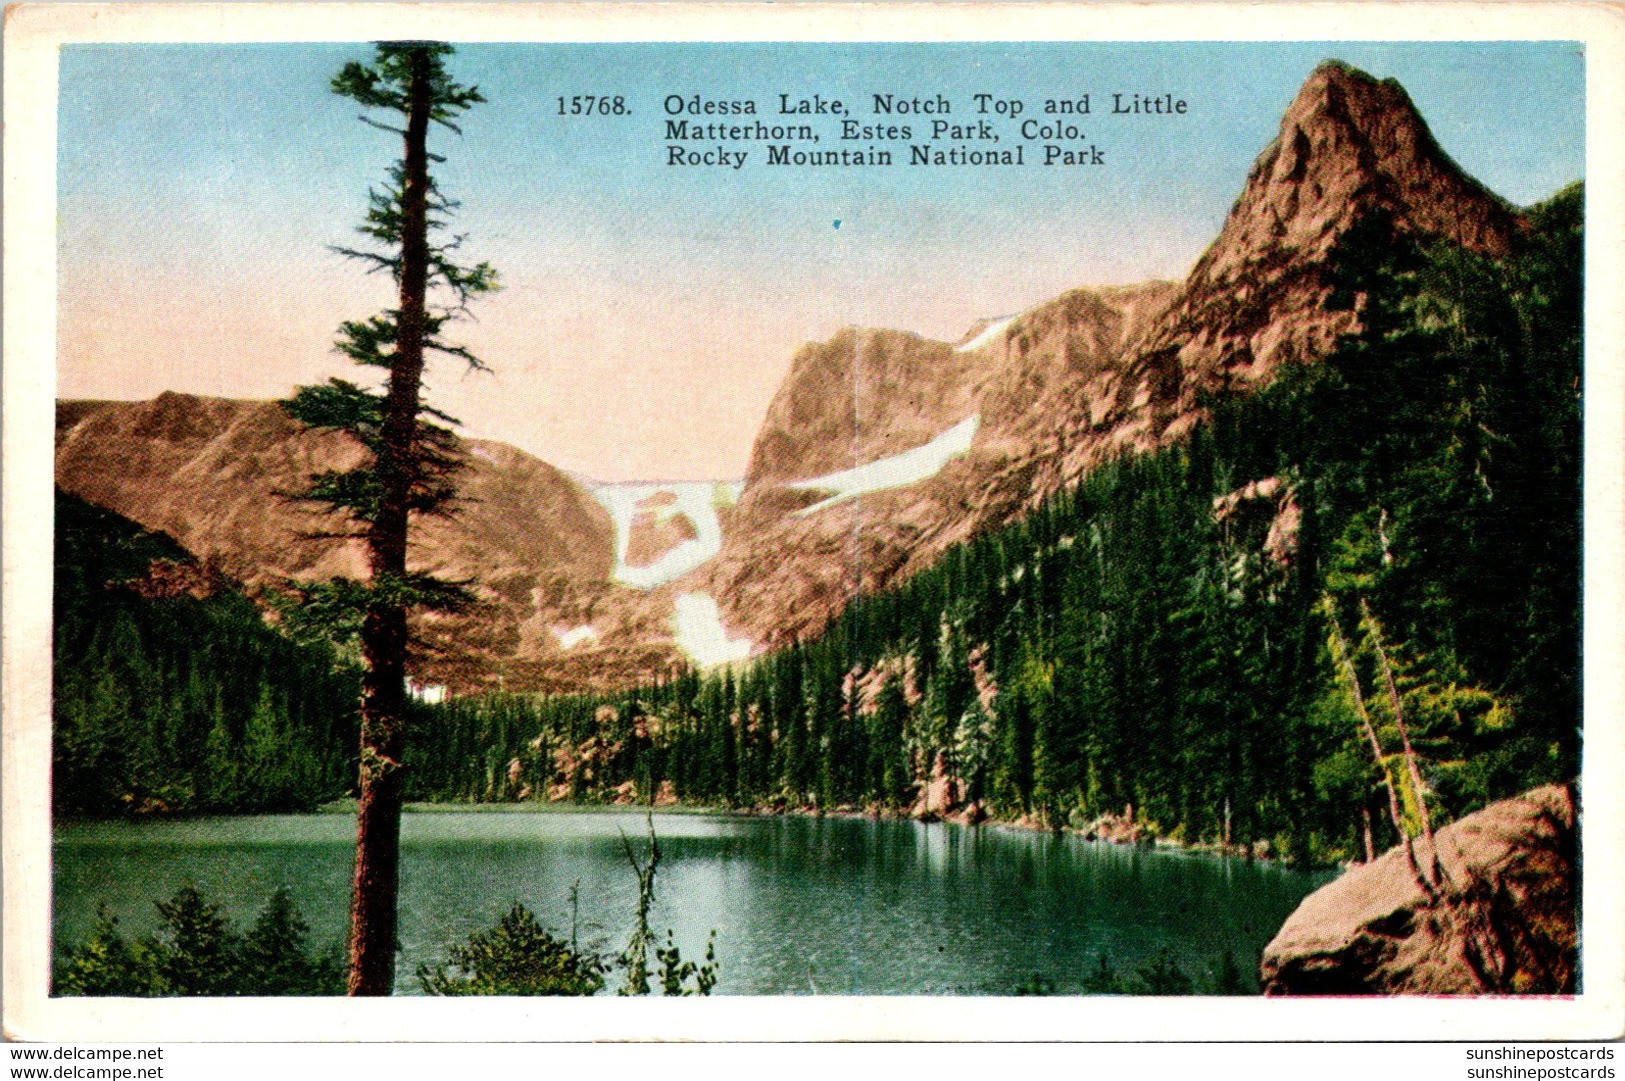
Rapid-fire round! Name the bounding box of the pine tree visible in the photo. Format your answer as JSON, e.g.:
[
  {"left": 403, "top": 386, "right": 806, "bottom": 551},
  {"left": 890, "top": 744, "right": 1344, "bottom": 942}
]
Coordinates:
[
  {"left": 417, "top": 904, "right": 605, "bottom": 996},
  {"left": 152, "top": 886, "right": 239, "bottom": 996},
  {"left": 240, "top": 888, "right": 346, "bottom": 995},
  {"left": 280, "top": 42, "right": 497, "bottom": 995}
]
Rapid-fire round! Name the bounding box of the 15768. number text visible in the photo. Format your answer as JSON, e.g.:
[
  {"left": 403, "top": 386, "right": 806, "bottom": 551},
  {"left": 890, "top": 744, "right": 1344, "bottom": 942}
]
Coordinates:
[{"left": 557, "top": 95, "right": 629, "bottom": 116}]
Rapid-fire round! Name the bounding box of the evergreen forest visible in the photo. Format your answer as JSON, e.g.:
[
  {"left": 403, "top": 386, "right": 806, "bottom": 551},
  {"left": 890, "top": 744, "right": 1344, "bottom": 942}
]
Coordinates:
[
  {"left": 52, "top": 491, "right": 360, "bottom": 815},
  {"left": 52, "top": 185, "right": 1582, "bottom": 869},
  {"left": 398, "top": 186, "right": 1583, "bottom": 865}
]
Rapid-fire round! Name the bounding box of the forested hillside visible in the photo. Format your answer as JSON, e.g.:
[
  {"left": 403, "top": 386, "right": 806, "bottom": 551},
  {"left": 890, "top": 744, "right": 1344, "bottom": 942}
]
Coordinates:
[
  {"left": 52, "top": 491, "right": 360, "bottom": 815},
  {"left": 51, "top": 182, "right": 1581, "bottom": 858},
  {"left": 407, "top": 185, "right": 1581, "bottom": 864}
]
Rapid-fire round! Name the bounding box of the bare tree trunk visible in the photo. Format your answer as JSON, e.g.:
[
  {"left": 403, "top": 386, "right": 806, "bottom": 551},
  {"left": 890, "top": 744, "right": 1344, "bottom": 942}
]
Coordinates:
[
  {"left": 1361, "top": 804, "right": 1376, "bottom": 863},
  {"left": 348, "top": 49, "right": 432, "bottom": 998},
  {"left": 1361, "top": 599, "right": 1443, "bottom": 885},
  {"left": 1325, "top": 599, "right": 1432, "bottom": 895}
]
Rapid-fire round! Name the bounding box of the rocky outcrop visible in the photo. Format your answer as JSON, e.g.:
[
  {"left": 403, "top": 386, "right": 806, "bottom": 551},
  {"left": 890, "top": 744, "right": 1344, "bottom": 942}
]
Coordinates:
[
  {"left": 1260, "top": 784, "right": 1578, "bottom": 995},
  {"left": 120, "top": 556, "right": 232, "bottom": 602},
  {"left": 976, "top": 280, "right": 1181, "bottom": 467},
  {"left": 624, "top": 492, "right": 699, "bottom": 569},
  {"left": 744, "top": 326, "right": 991, "bottom": 487},
  {"left": 1213, "top": 475, "right": 1301, "bottom": 565},
  {"left": 55, "top": 62, "right": 1539, "bottom": 691}
]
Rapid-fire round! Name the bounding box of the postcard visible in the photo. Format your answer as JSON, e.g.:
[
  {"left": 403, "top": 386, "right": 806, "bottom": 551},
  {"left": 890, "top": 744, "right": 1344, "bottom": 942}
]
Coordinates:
[{"left": 4, "top": 1, "right": 1622, "bottom": 1044}]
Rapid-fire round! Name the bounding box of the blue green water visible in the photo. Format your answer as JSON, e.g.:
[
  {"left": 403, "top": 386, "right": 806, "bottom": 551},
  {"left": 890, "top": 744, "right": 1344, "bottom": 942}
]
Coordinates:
[{"left": 53, "top": 811, "right": 1330, "bottom": 994}]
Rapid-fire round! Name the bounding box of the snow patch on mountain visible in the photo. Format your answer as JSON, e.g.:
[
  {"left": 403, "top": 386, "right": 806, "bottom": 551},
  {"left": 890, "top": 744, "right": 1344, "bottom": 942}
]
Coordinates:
[
  {"left": 956, "top": 316, "right": 1016, "bottom": 353},
  {"left": 788, "top": 414, "right": 980, "bottom": 516},
  {"left": 553, "top": 624, "right": 600, "bottom": 649},
  {"left": 590, "top": 481, "right": 738, "bottom": 589},
  {"left": 673, "top": 591, "right": 753, "bottom": 667}
]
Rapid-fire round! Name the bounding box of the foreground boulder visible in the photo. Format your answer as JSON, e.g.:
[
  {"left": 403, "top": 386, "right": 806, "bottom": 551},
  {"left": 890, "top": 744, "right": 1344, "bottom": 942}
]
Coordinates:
[{"left": 1260, "top": 784, "right": 1577, "bottom": 994}]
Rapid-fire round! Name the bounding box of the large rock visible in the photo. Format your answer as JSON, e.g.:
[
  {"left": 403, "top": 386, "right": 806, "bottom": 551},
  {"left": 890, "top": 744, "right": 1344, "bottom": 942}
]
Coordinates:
[{"left": 1260, "top": 784, "right": 1578, "bottom": 995}]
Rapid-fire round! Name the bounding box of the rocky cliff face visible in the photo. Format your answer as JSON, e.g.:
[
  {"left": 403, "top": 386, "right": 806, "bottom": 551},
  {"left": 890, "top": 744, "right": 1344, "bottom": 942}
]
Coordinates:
[
  {"left": 55, "top": 393, "right": 685, "bottom": 693},
  {"left": 55, "top": 62, "right": 1532, "bottom": 685},
  {"left": 1260, "top": 785, "right": 1578, "bottom": 995},
  {"left": 706, "top": 61, "right": 1523, "bottom": 645},
  {"left": 624, "top": 491, "right": 699, "bottom": 569},
  {"left": 745, "top": 326, "right": 993, "bottom": 487},
  {"left": 698, "top": 280, "right": 1182, "bottom": 646},
  {"left": 699, "top": 325, "right": 990, "bottom": 647},
  {"left": 1119, "top": 61, "right": 1522, "bottom": 435}
]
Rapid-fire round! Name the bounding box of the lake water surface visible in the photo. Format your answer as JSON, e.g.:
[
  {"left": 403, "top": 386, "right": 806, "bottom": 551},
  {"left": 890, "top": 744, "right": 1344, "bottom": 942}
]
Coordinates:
[{"left": 53, "top": 810, "right": 1331, "bottom": 994}]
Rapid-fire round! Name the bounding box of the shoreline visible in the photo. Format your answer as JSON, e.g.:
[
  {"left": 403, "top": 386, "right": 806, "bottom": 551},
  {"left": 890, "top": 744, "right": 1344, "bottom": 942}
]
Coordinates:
[
  {"left": 54, "top": 797, "right": 1342, "bottom": 871},
  {"left": 301, "top": 796, "right": 1338, "bottom": 869}
]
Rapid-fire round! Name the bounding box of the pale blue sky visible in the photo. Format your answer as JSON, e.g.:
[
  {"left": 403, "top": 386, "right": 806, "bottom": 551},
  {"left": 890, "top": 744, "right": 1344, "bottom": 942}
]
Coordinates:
[{"left": 58, "top": 42, "right": 1585, "bottom": 480}]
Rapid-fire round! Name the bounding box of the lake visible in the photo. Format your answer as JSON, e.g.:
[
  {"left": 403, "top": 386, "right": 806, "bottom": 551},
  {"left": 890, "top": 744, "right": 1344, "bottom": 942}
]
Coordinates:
[{"left": 52, "top": 810, "right": 1331, "bottom": 994}]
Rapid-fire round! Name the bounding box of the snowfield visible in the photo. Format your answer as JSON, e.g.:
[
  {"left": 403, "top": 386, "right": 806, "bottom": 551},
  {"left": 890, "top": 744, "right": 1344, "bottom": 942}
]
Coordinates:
[
  {"left": 955, "top": 315, "right": 1016, "bottom": 353},
  {"left": 553, "top": 624, "right": 600, "bottom": 650},
  {"left": 586, "top": 480, "right": 750, "bottom": 664},
  {"left": 590, "top": 481, "right": 738, "bottom": 589},
  {"left": 673, "top": 591, "right": 754, "bottom": 667},
  {"left": 788, "top": 414, "right": 980, "bottom": 516}
]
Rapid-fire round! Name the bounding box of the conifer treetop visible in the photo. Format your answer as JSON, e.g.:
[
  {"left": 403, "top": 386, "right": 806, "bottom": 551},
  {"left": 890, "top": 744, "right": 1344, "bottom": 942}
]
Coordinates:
[{"left": 331, "top": 42, "right": 487, "bottom": 129}]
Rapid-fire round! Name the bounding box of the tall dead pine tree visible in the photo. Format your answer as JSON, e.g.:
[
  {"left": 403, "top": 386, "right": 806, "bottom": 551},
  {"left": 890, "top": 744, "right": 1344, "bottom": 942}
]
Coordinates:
[
  {"left": 1319, "top": 598, "right": 1436, "bottom": 890},
  {"left": 1323, "top": 596, "right": 1437, "bottom": 897},
  {"left": 282, "top": 42, "right": 497, "bottom": 995}
]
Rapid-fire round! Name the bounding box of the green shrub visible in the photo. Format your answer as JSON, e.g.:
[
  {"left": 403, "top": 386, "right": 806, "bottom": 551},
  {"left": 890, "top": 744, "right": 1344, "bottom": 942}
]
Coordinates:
[
  {"left": 1076, "top": 948, "right": 1252, "bottom": 996},
  {"left": 417, "top": 905, "right": 605, "bottom": 996},
  {"left": 53, "top": 907, "right": 158, "bottom": 996},
  {"left": 151, "top": 887, "right": 239, "bottom": 995},
  {"left": 1134, "top": 948, "right": 1196, "bottom": 995},
  {"left": 1080, "top": 953, "right": 1128, "bottom": 995},
  {"left": 54, "top": 887, "right": 342, "bottom": 996},
  {"left": 1012, "top": 972, "right": 1057, "bottom": 996},
  {"left": 655, "top": 929, "right": 718, "bottom": 997},
  {"left": 1205, "top": 949, "right": 1251, "bottom": 995}
]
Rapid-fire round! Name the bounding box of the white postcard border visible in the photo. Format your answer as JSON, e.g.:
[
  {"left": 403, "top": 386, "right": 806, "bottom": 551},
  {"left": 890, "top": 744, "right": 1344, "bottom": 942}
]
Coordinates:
[{"left": 5, "top": 1, "right": 1622, "bottom": 1043}]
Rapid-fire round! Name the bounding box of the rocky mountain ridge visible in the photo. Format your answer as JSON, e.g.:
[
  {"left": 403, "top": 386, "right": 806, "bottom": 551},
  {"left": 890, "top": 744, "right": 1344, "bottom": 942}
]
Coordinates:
[
  {"left": 55, "top": 393, "right": 686, "bottom": 694},
  {"left": 697, "top": 60, "right": 1527, "bottom": 645},
  {"left": 56, "top": 61, "right": 1537, "bottom": 686}
]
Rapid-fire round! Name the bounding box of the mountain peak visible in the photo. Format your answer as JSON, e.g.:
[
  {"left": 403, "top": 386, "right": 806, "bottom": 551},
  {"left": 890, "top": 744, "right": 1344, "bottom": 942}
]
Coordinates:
[
  {"left": 1297, "top": 57, "right": 1400, "bottom": 97},
  {"left": 1224, "top": 59, "right": 1522, "bottom": 265},
  {"left": 1119, "top": 61, "right": 1526, "bottom": 413}
]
